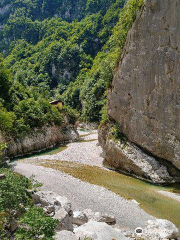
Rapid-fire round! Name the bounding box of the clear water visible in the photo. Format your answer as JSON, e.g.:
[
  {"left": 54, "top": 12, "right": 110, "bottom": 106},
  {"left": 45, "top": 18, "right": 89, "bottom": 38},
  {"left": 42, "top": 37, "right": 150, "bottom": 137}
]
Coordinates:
[{"left": 38, "top": 160, "right": 180, "bottom": 231}]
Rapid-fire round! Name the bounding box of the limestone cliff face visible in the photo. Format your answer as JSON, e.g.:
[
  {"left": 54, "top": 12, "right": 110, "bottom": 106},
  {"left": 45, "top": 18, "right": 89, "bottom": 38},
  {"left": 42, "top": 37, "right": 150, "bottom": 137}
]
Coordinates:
[
  {"left": 100, "top": 0, "right": 180, "bottom": 183},
  {"left": 0, "top": 125, "right": 78, "bottom": 160}
]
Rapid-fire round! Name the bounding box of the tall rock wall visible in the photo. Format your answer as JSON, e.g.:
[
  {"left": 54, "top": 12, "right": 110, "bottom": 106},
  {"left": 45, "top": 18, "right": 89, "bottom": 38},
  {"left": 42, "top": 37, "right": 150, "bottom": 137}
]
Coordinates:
[{"left": 100, "top": 0, "right": 180, "bottom": 183}]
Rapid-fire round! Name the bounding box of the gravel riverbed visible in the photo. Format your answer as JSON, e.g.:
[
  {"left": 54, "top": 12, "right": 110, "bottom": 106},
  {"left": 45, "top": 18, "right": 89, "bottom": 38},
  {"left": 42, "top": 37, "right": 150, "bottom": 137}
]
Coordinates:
[{"left": 13, "top": 129, "right": 154, "bottom": 231}]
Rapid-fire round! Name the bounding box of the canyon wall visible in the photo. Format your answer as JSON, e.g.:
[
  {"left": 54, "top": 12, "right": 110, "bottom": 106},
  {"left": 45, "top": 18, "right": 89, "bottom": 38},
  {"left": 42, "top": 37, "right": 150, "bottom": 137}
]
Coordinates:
[
  {"left": 99, "top": 0, "right": 180, "bottom": 183},
  {"left": 0, "top": 125, "right": 78, "bottom": 161}
]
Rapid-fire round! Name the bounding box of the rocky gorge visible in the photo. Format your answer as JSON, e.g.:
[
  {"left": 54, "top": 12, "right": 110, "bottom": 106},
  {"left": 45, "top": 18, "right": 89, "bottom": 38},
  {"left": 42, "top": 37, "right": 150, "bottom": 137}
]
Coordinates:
[
  {"left": 1, "top": 0, "right": 180, "bottom": 239},
  {"left": 0, "top": 124, "right": 78, "bottom": 164},
  {"left": 99, "top": 0, "right": 180, "bottom": 184},
  {"left": 30, "top": 190, "right": 179, "bottom": 240},
  {"left": 12, "top": 129, "right": 180, "bottom": 240}
]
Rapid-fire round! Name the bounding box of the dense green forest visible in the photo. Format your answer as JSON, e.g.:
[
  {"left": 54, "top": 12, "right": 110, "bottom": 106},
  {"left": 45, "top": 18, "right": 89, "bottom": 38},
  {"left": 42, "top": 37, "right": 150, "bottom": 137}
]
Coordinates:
[
  {"left": 0, "top": 1, "right": 144, "bottom": 238},
  {"left": 0, "top": 0, "right": 143, "bottom": 135}
]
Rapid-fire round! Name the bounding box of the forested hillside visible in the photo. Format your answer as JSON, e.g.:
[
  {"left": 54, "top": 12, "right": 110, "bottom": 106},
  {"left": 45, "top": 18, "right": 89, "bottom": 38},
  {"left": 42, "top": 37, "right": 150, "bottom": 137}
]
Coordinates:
[{"left": 0, "top": 0, "right": 143, "bottom": 137}]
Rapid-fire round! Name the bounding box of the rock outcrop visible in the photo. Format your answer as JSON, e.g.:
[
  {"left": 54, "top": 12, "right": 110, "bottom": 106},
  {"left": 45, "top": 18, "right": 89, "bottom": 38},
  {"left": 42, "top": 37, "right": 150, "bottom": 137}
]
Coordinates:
[
  {"left": 74, "top": 221, "right": 129, "bottom": 240},
  {"left": 143, "top": 219, "right": 179, "bottom": 240},
  {"left": 0, "top": 125, "right": 78, "bottom": 160},
  {"left": 100, "top": 0, "right": 180, "bottom": 183},
  {"left": 32, "top": 191, "right": 73, "bottom": 231}
]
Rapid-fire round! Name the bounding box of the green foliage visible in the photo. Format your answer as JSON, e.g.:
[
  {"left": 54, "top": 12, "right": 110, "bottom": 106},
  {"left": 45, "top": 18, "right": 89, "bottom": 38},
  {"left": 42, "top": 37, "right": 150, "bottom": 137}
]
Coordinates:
[
  {"left": 109, "top": 123, "right": 127, "bottom": 144},
  {"left": 63, "top": 105, "right": 79, "bottom": 125},
  {"left": 0, "top": 55, "right": 12, "bottom": 104},
  {"left": 0, "top": 56, "right": 65, "bottom": 136},
  {"left": 0, "top": 143, "right": 7, "bottom": 165},
  {"left": 0, "top": 168, "right": 32, "bottom": 213},
  {"left": 0, "top": 212, "right": 9, "bottom": 240},
  {"left": 0, "top": 105, "right": 15, "bottom": 133},
  {"left": 99, "top": 99, "right": 109, "bottom": 126},
  {"left": 15, "top": 207, "right": 58, "bottom": 240},
  {"left": 0, "top": 168, "right": 58, "bottom": 239},
  {"left": 78, "top": 0, "right": 144, "bottom": 122},
  {"left": 13, "top": 98, "right": 63, "bottom": 133},
  {"left": 0, "top": 0, "right": 143, "bottom": 132}
]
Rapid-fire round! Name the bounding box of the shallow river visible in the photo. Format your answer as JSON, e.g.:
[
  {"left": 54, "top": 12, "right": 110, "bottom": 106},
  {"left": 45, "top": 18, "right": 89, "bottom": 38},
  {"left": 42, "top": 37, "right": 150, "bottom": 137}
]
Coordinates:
[{"left": 16, "top": 131, "right": 180, "bottom": 231}]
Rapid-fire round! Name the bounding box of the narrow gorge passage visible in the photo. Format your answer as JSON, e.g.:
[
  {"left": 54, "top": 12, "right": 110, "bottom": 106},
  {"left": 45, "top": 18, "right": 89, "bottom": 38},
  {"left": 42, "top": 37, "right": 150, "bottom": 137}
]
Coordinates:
[{"left": 13, "top": 129, "right": 180, "bottom": 231}]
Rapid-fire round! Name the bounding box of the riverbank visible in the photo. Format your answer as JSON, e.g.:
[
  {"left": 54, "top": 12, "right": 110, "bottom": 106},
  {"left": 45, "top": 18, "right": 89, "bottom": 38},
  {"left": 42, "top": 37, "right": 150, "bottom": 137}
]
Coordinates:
[
  {"left": 22, "top": 129, "right": 104, "bottom": 167},
  {"left": 12, "top": 129, "right": 180, "bottom": 232},
  {"left": 13, "top": 162, "right": 153, "bottom": 230}
]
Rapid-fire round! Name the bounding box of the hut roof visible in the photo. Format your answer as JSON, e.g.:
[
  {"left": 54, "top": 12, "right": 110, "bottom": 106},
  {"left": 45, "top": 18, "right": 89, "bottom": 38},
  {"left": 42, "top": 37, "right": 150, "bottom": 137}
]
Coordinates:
[{"left": 49, "top": 100, "right": 63, "bottom": 105}]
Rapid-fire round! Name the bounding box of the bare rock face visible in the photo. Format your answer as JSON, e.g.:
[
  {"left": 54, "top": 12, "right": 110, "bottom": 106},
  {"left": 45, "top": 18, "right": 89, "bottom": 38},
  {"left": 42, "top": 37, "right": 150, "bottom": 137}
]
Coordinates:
[
  {"left": 103, "top": 0, "right": 180, "bottom": 181},
  {"left": 99, "top": 125, "right": 180, "bottom": 184},
  {"left": 1, "top": 125, "right": 78, "bottom": 159}
]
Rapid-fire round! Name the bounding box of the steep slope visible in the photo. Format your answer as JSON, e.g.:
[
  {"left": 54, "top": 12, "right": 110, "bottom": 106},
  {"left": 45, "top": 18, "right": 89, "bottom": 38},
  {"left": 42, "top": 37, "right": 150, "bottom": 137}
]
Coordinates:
[
  {"left": 0, "top": 0, "right": 126, "bottom": 110},
  {"left": 99, "top": 0, "right": 180, "bottom": 184}
]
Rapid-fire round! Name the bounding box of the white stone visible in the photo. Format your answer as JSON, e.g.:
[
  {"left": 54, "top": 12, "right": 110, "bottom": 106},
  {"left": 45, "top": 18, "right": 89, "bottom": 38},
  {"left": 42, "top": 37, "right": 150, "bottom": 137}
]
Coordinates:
[
  {"left": 145, "top": 219, "right": 179, "bottom": 239},
  {"left": 55, "top": 230, "right": 78, "bottom": 240},
  {"left": 93, "top": 212, "right": 116, "bottom": 225},
  {"left": 73, "top": 211, "right": 88, "bottom": 226},
  {"left": 74, "top": 221, "right": 129, "bottom": 240},
  {"left": 56, "top": 196, "right": 71, "bottom": 213},
  {"left": 32, "top": 191, "right": 61, "bottom": 210},
  {"left": 83, "top": 209, "right": 94, "bottom": 220},
  {"left": 54, "top": 208, "right": 73, "bottom": 231}
]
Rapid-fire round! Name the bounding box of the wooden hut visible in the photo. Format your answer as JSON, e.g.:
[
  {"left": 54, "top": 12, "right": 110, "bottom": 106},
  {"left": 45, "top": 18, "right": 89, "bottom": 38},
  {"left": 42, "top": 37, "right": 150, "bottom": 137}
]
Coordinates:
[{"left": 50, "top": 100, "right": 63, "bottom": 111}]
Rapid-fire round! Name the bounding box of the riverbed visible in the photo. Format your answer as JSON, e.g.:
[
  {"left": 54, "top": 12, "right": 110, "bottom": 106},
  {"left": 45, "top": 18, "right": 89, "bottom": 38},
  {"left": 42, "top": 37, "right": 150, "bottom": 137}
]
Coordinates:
[{"left": 13, "top": 129, "right": 180, "bottom": 231}]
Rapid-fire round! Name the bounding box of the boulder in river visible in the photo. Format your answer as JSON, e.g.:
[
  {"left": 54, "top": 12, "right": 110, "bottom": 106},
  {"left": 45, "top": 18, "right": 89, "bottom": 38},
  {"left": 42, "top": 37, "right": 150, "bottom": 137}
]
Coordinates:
[{"left": 54, "top": 208, "right": 73, "bottom": 231}]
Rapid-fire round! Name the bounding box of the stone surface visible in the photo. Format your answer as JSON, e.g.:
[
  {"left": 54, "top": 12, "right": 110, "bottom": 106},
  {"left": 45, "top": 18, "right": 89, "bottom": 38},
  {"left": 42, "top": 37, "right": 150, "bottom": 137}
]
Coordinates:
[
  {"left": 74, "top": 221, "right": 129, "bottom": 240},
  {"left": 143, "top": 219, "right": 179, "bottom": 239},
  {"left": 32, "top": 191, "right": 73, "bottom": 231},
  {"left": 32, "top": 191, "right": 61, "bottom": 211},
  {"left": 93, "top": 212, "right": 116, "bottom": 225},
  {"left": 2, "top": 125, "right": 78, "bottom": 159},
  {"left": 54, "top": 208, "right": 73, "bottom": 231},
  {"left": 101, "top": 0, "right": 180, "bottom": 182},
  {"left": 56, "top": 196, "right": 72, "bottom": 214},
  {"left": 55, "top": 230, "right": 78, "bottom": 240},
  {"left": 73, "top": 211, "right": 88, "bottom": 226},
  {"left": 99, "top": 125, "right": 179, "bottom": 184},
  {"left": 82, "top": 209, "right": 116, "bottom": 225},
  {"left": 83, "top": 209, "right": 95, "bottom": 220},
  {"left": 10, "top": 219, "right": 18, "bottom": 233}
]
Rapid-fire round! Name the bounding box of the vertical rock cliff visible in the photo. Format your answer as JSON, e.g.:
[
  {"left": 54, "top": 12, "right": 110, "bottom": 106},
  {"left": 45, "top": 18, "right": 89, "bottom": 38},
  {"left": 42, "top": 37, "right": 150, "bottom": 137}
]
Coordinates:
[{"left": 99, "top": 0, "right": 180, "bottom": 183}]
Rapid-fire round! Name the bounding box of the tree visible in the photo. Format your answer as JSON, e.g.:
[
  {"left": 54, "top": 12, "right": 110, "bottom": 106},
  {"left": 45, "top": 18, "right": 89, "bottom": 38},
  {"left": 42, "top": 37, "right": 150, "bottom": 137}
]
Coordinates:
[{"left": 15, "top": 207, "right": 58, "bottom": 240}]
